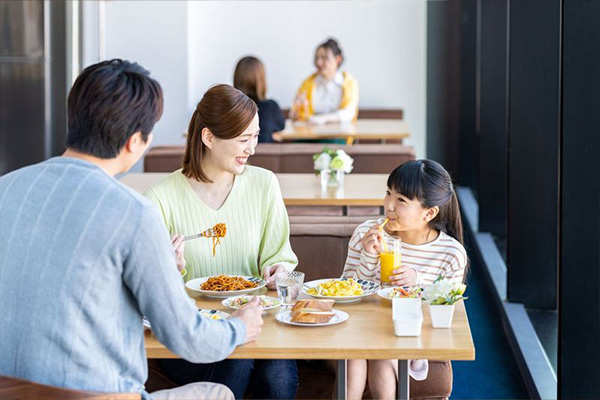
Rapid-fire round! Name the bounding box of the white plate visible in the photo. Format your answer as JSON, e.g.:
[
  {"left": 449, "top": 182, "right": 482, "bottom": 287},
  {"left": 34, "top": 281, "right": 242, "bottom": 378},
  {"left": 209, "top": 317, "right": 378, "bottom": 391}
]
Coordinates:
[
  {"left": 302, "top": 278, "right": 380, "bottom": 303},
  {"left": 275, "top": 309, "right": 349, "bottom": 327},
  {"left": 378, "top": 287, "right": 423, "bottom": 301},
  {"left": 185, "top": 276, "right": 266, "bottom": 298},
  {"left": 222, "top": 295, "right": 281, "bottom": 311},
  {"left": 143, "top": 308, "right": 230, "bottom": 329}
]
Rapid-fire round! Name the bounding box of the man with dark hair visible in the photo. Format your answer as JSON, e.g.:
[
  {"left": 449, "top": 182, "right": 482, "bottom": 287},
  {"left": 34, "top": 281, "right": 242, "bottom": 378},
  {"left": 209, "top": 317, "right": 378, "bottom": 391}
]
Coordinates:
[{"left": 0, "top": 59, "right": 263, "bottom": 400}]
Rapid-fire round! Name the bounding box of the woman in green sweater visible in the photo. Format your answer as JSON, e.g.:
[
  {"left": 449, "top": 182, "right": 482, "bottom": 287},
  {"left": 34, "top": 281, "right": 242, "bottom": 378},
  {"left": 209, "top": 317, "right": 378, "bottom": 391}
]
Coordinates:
[{"left": 144, "top": 84, "right": 299, "bottom": 399}]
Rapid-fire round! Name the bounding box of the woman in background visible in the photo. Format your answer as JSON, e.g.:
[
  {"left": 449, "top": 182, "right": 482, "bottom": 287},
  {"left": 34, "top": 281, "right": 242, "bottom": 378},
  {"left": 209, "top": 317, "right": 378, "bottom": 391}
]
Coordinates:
[
  {"left": 290, "top": 38, "right": 359, "bottom": 125},
  {"left": 234, "top": 56, "right": 285, "bottom": 143}
]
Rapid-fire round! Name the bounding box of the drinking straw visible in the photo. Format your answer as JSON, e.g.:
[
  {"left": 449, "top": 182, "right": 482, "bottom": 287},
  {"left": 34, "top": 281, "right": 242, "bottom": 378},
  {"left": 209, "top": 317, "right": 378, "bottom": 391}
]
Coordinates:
[{"left": 379, "top": 218, "right": 389, "bottom": 252}]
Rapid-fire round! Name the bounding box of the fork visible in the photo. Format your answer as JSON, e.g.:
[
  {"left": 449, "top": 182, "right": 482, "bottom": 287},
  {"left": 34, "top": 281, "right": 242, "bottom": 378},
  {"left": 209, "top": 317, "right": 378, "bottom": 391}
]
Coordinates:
[{"left": 183, "top": 227, "right": 218, "bottom": 241}]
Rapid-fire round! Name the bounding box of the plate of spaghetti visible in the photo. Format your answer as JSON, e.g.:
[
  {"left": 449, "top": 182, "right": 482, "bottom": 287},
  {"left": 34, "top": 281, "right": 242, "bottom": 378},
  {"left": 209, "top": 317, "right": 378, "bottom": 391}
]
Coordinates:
[{"left": 185, "top": 275, "right": 266, "bottom": 298}]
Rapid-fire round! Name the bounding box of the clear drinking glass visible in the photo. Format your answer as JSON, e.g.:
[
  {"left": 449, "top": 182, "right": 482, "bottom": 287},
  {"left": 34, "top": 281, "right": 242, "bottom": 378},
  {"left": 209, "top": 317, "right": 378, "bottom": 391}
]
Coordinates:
[
  {"left": 275, "top": 271, "right": 305, "bottom": 308},
  {"left": 380, "top": 238, "right": 401, "bottom": 286}
]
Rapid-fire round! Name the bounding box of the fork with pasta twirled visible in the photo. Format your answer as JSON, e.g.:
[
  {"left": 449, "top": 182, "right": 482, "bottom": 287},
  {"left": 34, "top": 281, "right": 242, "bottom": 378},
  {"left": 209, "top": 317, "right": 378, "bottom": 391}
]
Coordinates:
[{"left": 183, "top": 223, "right": 227, "bottom": 256}]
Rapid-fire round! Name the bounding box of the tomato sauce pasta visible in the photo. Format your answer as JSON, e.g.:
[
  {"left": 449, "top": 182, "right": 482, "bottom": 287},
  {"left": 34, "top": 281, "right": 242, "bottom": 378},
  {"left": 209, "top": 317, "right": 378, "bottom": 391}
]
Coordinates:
[
  {"left": 211, "top": 223, "right": 227, "bottom": 257},
  {"left": 200, "top": 275, "right": 257, "bottom": 291}
]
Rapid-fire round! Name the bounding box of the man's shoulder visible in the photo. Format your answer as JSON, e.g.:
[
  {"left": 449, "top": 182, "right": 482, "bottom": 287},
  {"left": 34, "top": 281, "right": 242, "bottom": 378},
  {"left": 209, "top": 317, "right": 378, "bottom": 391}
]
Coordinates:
[{"left": 0, "top": 161, "right": 45, "bottom": 185}]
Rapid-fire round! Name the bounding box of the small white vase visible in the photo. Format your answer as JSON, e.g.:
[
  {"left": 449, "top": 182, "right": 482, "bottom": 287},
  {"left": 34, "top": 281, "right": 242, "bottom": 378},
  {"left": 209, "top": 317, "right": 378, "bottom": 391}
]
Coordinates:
[
  {"left": 429, "top": 304, "right": 456, "bottom": 328},
  {"left": 320, "top": 169, "right": 345, "bottom": 188}
]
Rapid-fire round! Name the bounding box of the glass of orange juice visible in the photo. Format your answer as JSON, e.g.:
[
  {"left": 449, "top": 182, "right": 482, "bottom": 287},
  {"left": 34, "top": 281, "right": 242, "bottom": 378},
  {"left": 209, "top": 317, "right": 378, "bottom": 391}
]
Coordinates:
[{"left": 380, "top": 238, "right": 401, "bottom": 285}]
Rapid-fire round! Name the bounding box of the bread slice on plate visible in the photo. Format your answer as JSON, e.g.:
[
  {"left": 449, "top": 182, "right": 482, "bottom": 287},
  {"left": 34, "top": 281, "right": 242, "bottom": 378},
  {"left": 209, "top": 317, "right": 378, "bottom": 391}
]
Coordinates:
[
  {"left": 292, "top": 299, "right": 335, "bottom": 312},
  {"left": 291, "top": 299, "right": 336, "bottom": 323},
  {"left": 291, "top": 311, "right": 336, "bottom": 323}
]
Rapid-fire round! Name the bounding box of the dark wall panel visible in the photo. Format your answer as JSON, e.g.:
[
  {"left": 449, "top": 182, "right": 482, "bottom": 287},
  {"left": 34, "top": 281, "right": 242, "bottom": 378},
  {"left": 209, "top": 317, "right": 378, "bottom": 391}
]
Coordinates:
[
  {"left": 0, "top": 0, "right": 66, "bottom": 176},
  {"left": 507, "top": 0, "right": 560, "bottom": 309},
  {"left": 559, "top": 0, "right": 600, "bottom": 397},
  {"left": 0, "top": 63, "right": 46, "bottom": 174},
  {"left": 48, "top": 0, "right": 67, "bottom": 157},
  {"left": 426, "top": 0, "right": 461, "bottom": 178},
  {"left": 457, "top": 0, "right": 478, "bottom": 190},
  {"left": 0, "top": 1, "right": 46, "bottom": 176},
  {"left": 478, "top": 0, "right": 508, "bottom": 237}
]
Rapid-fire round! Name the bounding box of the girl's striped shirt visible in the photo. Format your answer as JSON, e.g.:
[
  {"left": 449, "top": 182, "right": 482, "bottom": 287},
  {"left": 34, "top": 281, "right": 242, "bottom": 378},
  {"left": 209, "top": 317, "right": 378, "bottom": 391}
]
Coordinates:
[{"left": 342, "top": 218, "right": 467, "bottom": 286}]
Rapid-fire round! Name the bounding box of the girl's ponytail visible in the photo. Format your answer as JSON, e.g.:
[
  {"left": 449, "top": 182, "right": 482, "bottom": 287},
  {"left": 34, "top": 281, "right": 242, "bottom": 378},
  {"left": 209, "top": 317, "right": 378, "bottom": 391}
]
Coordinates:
[{"left": 434, "top": 189, "right": 463, "bottom": 245}]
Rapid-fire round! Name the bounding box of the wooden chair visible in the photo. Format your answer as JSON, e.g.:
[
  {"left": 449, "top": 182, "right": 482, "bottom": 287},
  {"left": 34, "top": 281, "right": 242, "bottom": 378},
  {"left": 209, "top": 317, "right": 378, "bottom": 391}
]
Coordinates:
[{"left": 0, "top": 375, "right": 140, "bottom": 400}]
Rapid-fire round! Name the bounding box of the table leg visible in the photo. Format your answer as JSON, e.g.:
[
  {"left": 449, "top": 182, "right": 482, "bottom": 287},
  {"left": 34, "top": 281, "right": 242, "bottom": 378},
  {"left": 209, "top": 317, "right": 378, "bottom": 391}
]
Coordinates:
[
  {"left": 398, "top": 359, "right": 409, "bottom": 400},
  {"left": 337, "top": 359, "right": 347, "bottom": 400}
]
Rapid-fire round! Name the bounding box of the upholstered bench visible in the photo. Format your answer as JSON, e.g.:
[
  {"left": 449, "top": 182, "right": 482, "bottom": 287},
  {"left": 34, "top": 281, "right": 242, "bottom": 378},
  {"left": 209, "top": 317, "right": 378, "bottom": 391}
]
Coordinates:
[{"left": 143, "top": 144, "right": 415, "bottom": 174}]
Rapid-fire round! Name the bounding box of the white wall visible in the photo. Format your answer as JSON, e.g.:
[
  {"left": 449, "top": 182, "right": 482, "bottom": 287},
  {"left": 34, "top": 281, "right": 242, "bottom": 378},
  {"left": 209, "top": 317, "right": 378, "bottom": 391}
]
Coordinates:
[
  {"left": 105, "top": 1, "right": 190, "bottom": 171},
  {"left": 104, "top": 1, "right": 427, "bottom": 171}
]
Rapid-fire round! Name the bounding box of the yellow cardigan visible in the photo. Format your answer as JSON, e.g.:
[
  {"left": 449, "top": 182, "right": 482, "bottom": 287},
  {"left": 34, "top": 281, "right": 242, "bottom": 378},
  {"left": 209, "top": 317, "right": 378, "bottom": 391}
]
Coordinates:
[{"left": 293, "top": 71, "right": 359, "bottom": 121}]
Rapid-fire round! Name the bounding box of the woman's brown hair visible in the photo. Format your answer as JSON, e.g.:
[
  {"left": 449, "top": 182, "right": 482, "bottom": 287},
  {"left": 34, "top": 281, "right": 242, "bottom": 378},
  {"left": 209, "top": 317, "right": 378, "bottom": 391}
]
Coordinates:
[
  {"left": 233, "top": 56, "right": 266, "bottom": 102},
  {"left": 182, "top": 84, "right": 257, "bottom": 183}
]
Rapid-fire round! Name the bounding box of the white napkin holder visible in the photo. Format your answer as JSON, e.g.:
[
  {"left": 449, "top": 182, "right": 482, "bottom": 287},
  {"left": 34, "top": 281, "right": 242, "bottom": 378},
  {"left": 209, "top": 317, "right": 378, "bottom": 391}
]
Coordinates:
[{"left": 392, "top": 298, "right": 423, "bottom": 337}]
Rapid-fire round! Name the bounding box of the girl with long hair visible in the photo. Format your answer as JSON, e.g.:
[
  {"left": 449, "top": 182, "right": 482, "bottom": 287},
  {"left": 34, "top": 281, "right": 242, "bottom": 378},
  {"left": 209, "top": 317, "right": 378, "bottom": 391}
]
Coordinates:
[{"left": 342, "top": 159, "right": 467, "bottom": 399}]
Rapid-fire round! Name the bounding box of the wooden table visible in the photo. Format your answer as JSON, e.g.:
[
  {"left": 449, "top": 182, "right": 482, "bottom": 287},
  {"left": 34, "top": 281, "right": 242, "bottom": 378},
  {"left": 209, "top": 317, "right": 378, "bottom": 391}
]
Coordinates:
[
  {"left": 145, "top": 291, "right": 475, "bottom": 399},
  {"left": 273, "top": 119, "right": 411, "bottom": 145},
  {"left": 121, "top": 173, "right": 388, "bottom": 207}
]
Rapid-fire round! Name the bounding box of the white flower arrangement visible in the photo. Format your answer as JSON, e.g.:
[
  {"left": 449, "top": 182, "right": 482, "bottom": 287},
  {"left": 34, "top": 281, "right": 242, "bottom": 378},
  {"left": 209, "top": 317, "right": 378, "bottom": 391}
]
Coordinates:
[
  {"left": 313, "top": 147, "right": 354, "bottom": 174},
  {"left": 421, "top": 276, "right": 467, "bottom": 305}
]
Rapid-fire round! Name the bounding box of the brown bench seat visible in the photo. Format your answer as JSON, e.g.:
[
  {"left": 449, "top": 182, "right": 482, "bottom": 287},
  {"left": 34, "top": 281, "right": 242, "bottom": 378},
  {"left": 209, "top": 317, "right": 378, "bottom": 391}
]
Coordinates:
[{"left": 143, "top": 144, "right": 415, "bottom": 174}]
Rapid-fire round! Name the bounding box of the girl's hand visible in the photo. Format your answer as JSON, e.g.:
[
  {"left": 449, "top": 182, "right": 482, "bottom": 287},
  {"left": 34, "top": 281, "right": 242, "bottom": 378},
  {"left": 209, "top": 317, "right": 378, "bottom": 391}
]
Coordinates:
[
  {"left": 390, "top": 266, "right": 418, "bottom": 287},
  {"left": 361, "top": 225, "right": 384, "bottom": 255}
]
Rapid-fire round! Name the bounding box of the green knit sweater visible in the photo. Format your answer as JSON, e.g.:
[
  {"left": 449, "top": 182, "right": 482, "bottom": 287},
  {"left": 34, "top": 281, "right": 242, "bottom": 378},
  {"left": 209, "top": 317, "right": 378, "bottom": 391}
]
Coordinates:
[{"left": 144, "top": 166, "right": 298, "bottom": 280}]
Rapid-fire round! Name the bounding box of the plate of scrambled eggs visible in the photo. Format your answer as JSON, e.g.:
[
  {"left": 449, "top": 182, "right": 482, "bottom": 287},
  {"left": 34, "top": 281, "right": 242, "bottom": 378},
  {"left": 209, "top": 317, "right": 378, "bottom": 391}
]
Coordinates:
[{"left": 302, "top": 278, "right": 380, "bottom": 303}]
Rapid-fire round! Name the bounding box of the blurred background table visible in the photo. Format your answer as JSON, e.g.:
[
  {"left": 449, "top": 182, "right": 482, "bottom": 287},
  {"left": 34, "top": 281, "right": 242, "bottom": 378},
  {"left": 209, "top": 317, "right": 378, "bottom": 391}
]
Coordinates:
[
  {"left": 121, "top": 173, "right": 388, "bottom": 211},
  {"left": 273, "top": 119, "right": 411, "bottom": 145}
]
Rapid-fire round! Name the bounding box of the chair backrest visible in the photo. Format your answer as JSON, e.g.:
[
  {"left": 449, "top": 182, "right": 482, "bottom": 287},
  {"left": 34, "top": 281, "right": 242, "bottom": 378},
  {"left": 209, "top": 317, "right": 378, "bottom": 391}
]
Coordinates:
[
  {"left": 289, "top": 215, "right": 379, "bottom": 281},
  {"left": 0, "top": 375, "right": 141, "bottom": 400}
]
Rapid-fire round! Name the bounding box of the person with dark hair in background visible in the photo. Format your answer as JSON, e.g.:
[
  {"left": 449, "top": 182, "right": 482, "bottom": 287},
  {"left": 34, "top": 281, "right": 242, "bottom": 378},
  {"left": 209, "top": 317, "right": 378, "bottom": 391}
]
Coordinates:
[
  {"left": 234, "top": 56, "right": 285, "bottom": 143},
  {"left": 144, "top": 84, "right": 298, "bottom": 400},
  {"left": 0, "top": 59, "right": 264, "bottom": 400},
  {"left": 290, "top": 38, "right": 359, "bottom": 125},
  {"left": 341, "top": 159, "right": 467, "bottom": 400}
]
